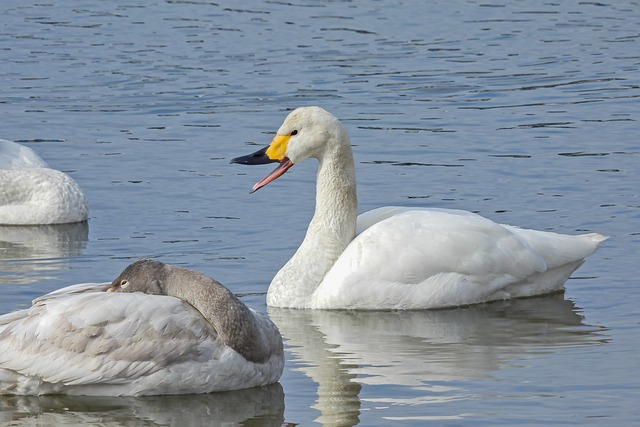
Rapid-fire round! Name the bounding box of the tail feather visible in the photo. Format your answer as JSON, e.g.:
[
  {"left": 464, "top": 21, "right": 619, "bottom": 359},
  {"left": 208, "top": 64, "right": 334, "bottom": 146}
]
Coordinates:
[{"left": 503, "top": 227, "right": 607, "bottom": 269}]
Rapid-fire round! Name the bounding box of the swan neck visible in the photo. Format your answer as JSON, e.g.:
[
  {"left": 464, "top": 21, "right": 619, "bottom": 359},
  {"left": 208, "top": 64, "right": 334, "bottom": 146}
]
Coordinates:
[
  {"left": 312, "top": 142, "right": 358, "bottom": 239},
  {"left": 268, "top": 133, "right": 357, "bottom": 307},
  {"left": 163, "top": 267, "right": 271, "bottom": 363}
]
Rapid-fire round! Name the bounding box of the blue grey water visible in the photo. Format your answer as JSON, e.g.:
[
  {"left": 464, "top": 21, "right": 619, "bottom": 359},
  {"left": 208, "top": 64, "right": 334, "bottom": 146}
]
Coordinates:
[{"left": 0, "top": 0, "right": 638, "bottom": 425}]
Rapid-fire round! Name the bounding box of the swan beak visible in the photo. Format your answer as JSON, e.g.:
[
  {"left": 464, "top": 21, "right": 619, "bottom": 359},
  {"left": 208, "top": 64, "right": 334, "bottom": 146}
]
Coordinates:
[
  {"left": 231, "top": 135, "right": 294, "bottom": 192},
  {"left": 251, "top": 157, "right": 293, "bottom": 193},
  {"left": 230, "top": 146, "right": 275, "bottom": 165}
]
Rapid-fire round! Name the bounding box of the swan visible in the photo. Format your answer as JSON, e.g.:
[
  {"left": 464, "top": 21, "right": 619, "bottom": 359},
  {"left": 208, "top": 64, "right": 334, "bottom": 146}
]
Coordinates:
[
  {"left": 0, "top": 259, "right": 284, "bottom": 395},
  {"left": 231, "top": 106, "right": 607, "bottom": 310},
  {"left": 0, "top": 139, "right": 88, "bottom": 225}
]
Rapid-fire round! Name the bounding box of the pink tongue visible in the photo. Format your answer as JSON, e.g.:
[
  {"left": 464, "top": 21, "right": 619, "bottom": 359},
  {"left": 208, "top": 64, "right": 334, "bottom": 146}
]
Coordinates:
[{"left": 251, "top": 158, "right": 293, "bottom": 193}]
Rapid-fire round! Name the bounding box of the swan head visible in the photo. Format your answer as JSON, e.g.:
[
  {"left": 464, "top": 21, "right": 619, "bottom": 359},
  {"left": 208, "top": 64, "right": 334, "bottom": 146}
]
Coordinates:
[
  {"left": 231, "top": 106, "right": 347, "bottom": 192},
  {"left": 107, "top": 258, "right": 167, "bottom": 294}
]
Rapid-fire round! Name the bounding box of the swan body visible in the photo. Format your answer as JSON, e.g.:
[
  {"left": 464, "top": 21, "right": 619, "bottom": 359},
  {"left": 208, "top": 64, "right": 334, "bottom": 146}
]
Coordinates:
[
  {"left": 232, "top": 106, "right": 607, "bottom": 310},
  {"left": 0, "top": 260, "right": 284, "bottom": 395},
  {"left": 0, "top": 139, "right": 88, "bottom": 225}
]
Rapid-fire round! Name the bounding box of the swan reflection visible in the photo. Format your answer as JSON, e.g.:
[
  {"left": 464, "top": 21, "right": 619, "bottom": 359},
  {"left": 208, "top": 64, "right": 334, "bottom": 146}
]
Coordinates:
[
  {"left": 269, "top": 294, "right": 608, "bottom": 426},
  {"left": 0, "top": 222, "right": 88, "bottom": 284},
  {"left": 0, "top": 383, "right": 284, "bottom": 426}
]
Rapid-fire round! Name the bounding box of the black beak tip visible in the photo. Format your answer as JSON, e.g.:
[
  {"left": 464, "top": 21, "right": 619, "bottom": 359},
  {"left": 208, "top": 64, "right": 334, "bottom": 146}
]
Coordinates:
[{"left": 230, "top": 146, "right": 275, "bottom": 165}]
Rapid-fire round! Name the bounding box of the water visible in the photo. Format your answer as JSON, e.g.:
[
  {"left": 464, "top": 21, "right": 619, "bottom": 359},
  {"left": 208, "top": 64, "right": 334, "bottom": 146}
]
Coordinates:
[{"left": 1, "top": 0, "right": 638, "bottom": 425}]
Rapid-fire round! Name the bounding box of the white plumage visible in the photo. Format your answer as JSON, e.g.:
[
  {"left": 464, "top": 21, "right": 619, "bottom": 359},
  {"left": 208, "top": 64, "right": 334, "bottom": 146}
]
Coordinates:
[
  {"left": 0, "top": 139, "right": 88, "bottom": 225},
  {"left": 232, "top": 106, "right": 606, "bottom": 310}
]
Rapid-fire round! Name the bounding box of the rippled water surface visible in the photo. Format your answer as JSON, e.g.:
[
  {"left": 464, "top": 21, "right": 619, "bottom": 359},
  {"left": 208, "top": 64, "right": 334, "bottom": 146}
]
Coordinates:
[{"left": 1, "top": 1, "right": 638, "bottom": 425}]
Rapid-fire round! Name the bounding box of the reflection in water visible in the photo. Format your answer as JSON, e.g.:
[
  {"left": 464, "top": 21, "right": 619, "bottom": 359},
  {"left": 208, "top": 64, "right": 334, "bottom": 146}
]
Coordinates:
[
  {"left": 270, "top": 295, "right": 608, "bottom": 426},
  {"left": 0, "top": 222, "right": 88, "bottom": 284},
  {"left": 0, "top": 383, "right": 284, "bottom": 426}
]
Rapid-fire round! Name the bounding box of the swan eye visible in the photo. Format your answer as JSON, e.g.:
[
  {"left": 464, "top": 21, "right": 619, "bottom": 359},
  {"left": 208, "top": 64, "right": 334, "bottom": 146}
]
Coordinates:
[
  {"left": 120, "top": 279, "right": 129, "bottom": 289},
  {"left": 290, "top": 130, "right": 298, "bottom": 136}
]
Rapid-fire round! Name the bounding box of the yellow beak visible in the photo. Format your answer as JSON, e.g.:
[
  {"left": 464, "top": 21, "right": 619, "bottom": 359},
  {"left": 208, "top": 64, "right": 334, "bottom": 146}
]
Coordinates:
[
  {"left": 230, "top": 133, "right": 295, "bottom": 193},
  {"left": 265, "top": 134, "right": 290, "bottom": 161}
]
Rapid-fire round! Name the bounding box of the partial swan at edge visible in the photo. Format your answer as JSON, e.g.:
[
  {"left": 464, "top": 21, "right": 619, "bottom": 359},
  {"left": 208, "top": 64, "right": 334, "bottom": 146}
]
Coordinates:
[
  {"left": 0, "top": 259, "right": 284, "bottom": 395},
  {"left": 0, "top": 139, "right": 88, "bottom": 225},
  {"left": 232, "top": 106, "right": 607, "bottom": 310}
]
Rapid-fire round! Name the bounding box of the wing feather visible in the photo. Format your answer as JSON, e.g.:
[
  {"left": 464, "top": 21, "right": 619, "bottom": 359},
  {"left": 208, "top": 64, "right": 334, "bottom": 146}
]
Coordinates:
[
  {"left": 315, "top": 208, "right": 547, "bottom": 308},
  {"left": 0, "top": 292, "right": 218, "bottom": 392}
]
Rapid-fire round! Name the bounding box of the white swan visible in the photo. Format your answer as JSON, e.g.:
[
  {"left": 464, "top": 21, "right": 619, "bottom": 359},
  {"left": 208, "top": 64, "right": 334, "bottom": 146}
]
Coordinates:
[
  {"left": 0, "top": 139, "right": 88, "bottom": 225},
  {"left": 232, "top": 106, "right": 607, "bottom": 310},
  {"left": 0, "top": 259, "right": 284, "bottom": 395}
]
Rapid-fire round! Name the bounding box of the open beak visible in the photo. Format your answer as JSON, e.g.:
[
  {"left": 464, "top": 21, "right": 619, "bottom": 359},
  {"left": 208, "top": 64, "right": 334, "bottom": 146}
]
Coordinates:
[{"left": 231, "top": 134, "right": 294, "bottom": 193}]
